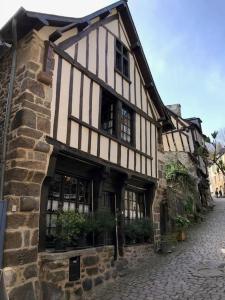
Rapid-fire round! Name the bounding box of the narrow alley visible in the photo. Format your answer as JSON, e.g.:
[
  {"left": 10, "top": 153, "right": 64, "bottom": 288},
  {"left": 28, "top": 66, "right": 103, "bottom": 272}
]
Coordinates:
[{"left": 95, "top": 199, "right": 225, "bottom": 300}]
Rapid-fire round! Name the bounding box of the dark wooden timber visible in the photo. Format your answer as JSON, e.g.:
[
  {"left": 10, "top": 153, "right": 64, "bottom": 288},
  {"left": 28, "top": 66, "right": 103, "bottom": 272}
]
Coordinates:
[
  {"left": 165, "top": 132, "right": 171, "bottom": 151},
  {"left": 155, "top": 127, "right": 157, "bottom": 177},
  {"left": 46, "top": 137, "right": 156, "bottom": 183},
  {"left": 96, "top": 27, "right": 99, "bottom": 76},
  {"left": 86, "top": 33, "right": 89, "bottom": 69},
  {"left": 171, "top": 132, "right": 178, "bottom": 151},
  {"left": 140, "top": 116, "right": 142, "bottom": 152},
  {"left": 88, "top": 128, "right": 92, "bottom": 154},
  {"left": 53, "top": 57, "right": 62, "bottom": 139},
  {"left": 145, "top": 119, "right": 148, "bottom": 155},
  {"left": 89, "top": 80, "right": 93, "bottom": 126},
  {"left": 66, "top": 65, "right": 74, "bottom": 145},
  {"left": 108, "top": 138, "right": 111, "bottom": 161},
  {"left": 59, "top": 14, "right": 118, "bottom": 50},
  {"left": 74, "top": 43, "right": 78, "bottom": 61},
  {"left": 78, "top": 124, "right": 82, "bottom": 150},
  {"left": 52, "top": 45, "right": 161, "bottom": 127},
  {"left": 105, "top": 29, "right": 108, "bottom": 84},
  {"left": 134, "top": 64, "right": 137, "bottom": 106}
]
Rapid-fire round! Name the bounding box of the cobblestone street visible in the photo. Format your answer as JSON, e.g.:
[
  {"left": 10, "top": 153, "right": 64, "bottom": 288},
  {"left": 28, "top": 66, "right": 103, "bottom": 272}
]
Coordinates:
[{"left": 94, "top": 199, "right": 225, "bottom": 300}]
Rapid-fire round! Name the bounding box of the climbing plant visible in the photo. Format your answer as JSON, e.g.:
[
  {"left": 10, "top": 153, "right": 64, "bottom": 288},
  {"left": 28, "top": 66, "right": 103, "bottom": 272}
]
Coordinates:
[{"left": 165, "top": 161, "right": 196, "bottom": 192}]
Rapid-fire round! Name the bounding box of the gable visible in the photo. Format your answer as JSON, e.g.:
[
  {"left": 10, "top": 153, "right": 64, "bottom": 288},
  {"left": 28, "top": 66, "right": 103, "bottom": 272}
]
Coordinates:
[{"left": 45, "top": 10, "right": 160, "bottom": 121}]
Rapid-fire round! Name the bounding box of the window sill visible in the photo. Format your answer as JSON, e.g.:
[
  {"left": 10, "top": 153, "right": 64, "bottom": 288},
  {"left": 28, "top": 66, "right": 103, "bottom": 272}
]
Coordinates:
[
  {"left": 115, "top": 68, "right": 131, "bottom": 84},
  {"left": 100, "top": 128, "right": 135, "bottom": 150}
]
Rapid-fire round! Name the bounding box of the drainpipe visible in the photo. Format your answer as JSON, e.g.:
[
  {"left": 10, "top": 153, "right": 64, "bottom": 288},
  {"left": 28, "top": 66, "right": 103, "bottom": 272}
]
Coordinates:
[{"left": 0, "top": 17, "right": 17, "bottom": 269}]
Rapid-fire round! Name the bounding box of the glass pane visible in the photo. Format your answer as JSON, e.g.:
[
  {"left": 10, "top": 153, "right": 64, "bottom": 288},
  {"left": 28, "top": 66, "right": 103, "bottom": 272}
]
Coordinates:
[
  {"left": 63, "top": 202, "right": 69, "bottom": 211},
  {"left": 116, "top": 39, "right": 122, "bottom": 51},
  {"left": 78, "top": 204, "right": 83, "bottom": 213},
  {"left": 116, "top": 51, "right": 122, "bottom": 71},
  {"left": 51, "top": 214, "right": 57, "bottom": 227},
  {"left": 70, "top": 202, "right": 75, "bottom": 211},
  {"left": 52, "top": 200, "right": 58, "bottom": 211}
]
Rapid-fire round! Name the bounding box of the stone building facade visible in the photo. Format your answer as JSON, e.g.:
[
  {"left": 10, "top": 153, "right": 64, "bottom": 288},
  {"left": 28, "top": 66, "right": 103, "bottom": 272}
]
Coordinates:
[
  {"left": 0, "top": 1, "right": 173, "bottom": 299},
  {"left": 162, "top": 105, "right": 212, "bottom": 222},
  {"left": 1, "top": 30, "right": 53, "bottom": 299}
]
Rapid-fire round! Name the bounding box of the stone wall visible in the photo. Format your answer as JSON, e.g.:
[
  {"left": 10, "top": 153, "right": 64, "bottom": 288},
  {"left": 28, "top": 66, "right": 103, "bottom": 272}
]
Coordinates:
[
  {"left": 123, "top": 244, "right": 154, "bottom": 268},
  {"left": 0, "top": 50, "right": 12, "bottom": 162},
  {"left": 2, "top": 30, "right": 53, "bottom": 299},
  {"left": 38, "top": 246, "right": 117, "bottom": 300},
  {"left": 152, "top": 149, "right": 167, "bottom": 250}
]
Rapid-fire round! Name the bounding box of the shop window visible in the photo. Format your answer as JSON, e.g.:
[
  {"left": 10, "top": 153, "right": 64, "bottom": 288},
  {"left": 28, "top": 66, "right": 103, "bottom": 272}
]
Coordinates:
[
  {"left": 46, "top": 174, "right": 91, "bottom": 247},
  {"left": 124, "top": 190, "right": 146, "bottom": 221},
  {"left": 115, "top": 39, "right": 129, "bottom": 78}
]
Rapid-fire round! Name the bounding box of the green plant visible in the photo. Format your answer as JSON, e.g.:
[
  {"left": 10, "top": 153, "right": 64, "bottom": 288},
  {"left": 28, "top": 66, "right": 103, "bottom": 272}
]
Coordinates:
[
  {"left": 124, "top": 218, "right": 152, "bottom": 243},
  {"left": 175, "top": 215, "right": 190, "bottom": 230},
  {"left": 184, "top": 197, "right": 194, "bottom": 215},
  {"left": 165, "top": 161, "right": 196, "bottom": 193},
  {"left": 124, "top": 221, "right": 138, "bottom": 243},
  {"left": 93, "top": 211, "right": 115, "bottom": 233},
  {"left": 56, "top": 211, "right": 85, "bottom": 244}
]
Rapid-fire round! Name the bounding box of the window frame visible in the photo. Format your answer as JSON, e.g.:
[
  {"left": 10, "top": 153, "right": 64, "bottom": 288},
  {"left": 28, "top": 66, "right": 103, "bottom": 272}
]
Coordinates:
[
  {"left": 124, "top": 189, "right": 146, "bottom": 222},
  {"left": 100, "top": 90, "right": 134, "bottom": 146},
  {"left": 45, "top": 172, "right": 92, "bottom": 246},
  {"left": 115, "top": 38, "right": 130, "bottom": 81},
  {"left": 120, "top": 104, "right": 133, "bottom": 144}
]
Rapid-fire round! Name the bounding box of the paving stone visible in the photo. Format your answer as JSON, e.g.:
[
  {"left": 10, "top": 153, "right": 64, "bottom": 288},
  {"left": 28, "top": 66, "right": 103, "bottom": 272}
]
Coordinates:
[{"left": 95, "top": 199, "right": 225, "bottom": 300}]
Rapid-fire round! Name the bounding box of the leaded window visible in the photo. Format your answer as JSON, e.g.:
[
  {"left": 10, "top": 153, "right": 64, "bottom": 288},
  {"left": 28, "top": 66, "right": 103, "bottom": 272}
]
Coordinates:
[
  {"left": 124, "top": 190, "right": 146, "bottom": 221},
  {"left": 115, "top": 39, "right": 129, "bottom": 78},
  {"left": 46, "top": 174, "right": 91, "bottom": 240},
  {"left": 101, "top": 92, "right": 115, "bottom": 135},
  {"left": 121, "top": 105, "right": 132, "bottom": 143}
]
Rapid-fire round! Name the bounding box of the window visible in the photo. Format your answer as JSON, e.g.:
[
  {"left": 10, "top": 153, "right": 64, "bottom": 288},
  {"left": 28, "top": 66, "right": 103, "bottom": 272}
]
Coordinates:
[
  {"left": 124, "top": 190, "right": 146, "bottom": 221},
  {"left": 101, "top": 91, "right": 133, "bottom": 144},
  {"left": 46, "top": 174, "right": 91, "bottom": 242},
  {"left": 115, "top": 39, "right": 129, "bottom": 78},
  {"left": 101, "top": 92, "right": 115, "bottom": 135},
  {"left": 121, "top": 105, "right": 132, "bottom": 143}
]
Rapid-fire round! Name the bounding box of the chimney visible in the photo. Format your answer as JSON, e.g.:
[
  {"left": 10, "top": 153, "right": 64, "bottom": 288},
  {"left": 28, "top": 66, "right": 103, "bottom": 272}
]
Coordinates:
[{"left": 166, "top": 104, "right": 182, "bottom": 117}]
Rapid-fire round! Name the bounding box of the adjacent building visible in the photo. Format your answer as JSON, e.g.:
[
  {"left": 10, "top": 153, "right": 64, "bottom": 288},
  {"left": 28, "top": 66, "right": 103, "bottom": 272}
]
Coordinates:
[
  {"left": 208, "top": 149, "right": 225, "bottom": 196},
  {"left": 0, "top": 1, "right": 173, "bottom": 299},
  {"left": 160, "top": 104, "right": 211, "bottom": 232}
]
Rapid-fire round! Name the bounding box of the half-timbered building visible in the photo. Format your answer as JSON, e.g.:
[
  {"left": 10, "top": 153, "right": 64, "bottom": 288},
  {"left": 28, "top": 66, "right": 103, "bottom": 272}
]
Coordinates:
[
  {"left": 163, "top": 104, "right": 211, "bottom": 209},
  {"left": 0, "top": 1, "right": 172, "bottom": 298}
]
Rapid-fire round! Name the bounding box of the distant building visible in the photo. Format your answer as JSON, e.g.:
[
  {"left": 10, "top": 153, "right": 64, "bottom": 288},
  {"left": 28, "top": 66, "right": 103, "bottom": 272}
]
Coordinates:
[
  {"left": 208, "top": 149, "right": 225, "bottom": 196},
  {"left": 160, "top": 104, "right": 212, "bottom": 232}
]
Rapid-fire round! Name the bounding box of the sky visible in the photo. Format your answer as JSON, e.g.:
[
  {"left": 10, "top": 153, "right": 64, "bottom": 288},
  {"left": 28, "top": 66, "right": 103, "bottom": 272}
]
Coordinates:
[{"left": 1, "top": 0, "right": 225, "bottom": 137}]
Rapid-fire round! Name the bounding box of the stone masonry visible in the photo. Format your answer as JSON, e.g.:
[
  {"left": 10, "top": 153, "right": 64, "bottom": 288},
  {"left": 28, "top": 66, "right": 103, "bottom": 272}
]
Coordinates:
[
  {"left": 2, "top": 29, "right": 53, "bottom": 299},
  {"left": 39, "top": 246, "right": 117, "bottom": 300}
]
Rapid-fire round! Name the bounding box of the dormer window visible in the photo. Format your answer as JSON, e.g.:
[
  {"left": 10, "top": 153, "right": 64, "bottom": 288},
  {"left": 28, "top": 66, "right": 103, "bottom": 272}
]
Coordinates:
[{"left": 115, "top": 39, "right": 129, "bottom": 79}]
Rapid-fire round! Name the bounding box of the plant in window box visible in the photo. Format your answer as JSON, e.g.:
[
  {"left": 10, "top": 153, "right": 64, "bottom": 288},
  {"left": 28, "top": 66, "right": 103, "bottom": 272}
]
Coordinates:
[
  {"left": 55, "top": 211, "right": 85, "bottom": 250},
  {"left": 175, "top": 215, "right": 190, "bottom": 241}
]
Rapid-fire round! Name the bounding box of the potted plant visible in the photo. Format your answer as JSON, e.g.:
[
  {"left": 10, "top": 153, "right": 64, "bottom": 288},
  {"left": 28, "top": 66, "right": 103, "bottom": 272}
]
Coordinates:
[
  {"left": 55, "top": 211, "right": 85, "bottom": 250},
  {"left": 175, "top": 215, "right": 190, "bottom": 241}
]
